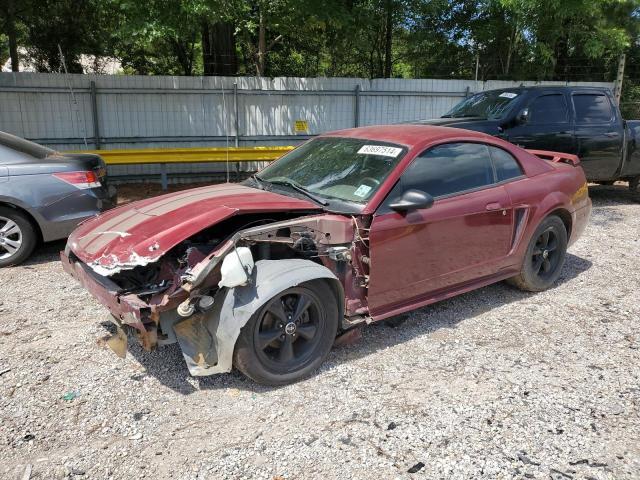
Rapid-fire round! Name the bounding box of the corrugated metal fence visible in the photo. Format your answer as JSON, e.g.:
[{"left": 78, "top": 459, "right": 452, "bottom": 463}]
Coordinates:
[{"left": 0, "top": 73, "right": 614, "bottom": 183}]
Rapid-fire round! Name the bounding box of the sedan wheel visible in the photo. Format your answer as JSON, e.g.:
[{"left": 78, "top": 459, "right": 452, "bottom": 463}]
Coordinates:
[
  {"left": 234, "top": 281, "right": 339, "bottom": 386},
  {"left": 0, "top": 217, "right": 23, "bottom": 260},
  {"left": 0, "top": 207, "right": 37, "bottom": 267}
]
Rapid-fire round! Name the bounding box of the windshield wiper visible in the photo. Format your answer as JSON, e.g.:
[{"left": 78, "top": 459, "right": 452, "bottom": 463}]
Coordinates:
[
  {"left": 259, "top": 177, "right": 329, "bottom": 206},
  {"left": 250, "top": 173, "right": 266, "bottom": 189}
]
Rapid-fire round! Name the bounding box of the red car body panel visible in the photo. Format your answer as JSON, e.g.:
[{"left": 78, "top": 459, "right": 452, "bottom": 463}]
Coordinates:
[
  {"left": 67, "top": 183, "right": 318, "bottom": 274},
  {"left": 367, "top": 185, "right": 515, "bottom": 315},
  {"left": 61, "top": 125, "right": 591, "bottom": 375}
]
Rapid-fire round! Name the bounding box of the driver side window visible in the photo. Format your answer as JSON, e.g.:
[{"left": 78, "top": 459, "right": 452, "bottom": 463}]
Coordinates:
[{"left": 402, "top": 142, "right": 495, "bottom": 198}]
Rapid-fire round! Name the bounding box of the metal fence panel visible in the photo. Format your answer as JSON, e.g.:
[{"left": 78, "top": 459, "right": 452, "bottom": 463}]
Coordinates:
[{"left": 0, "top": 73, "right": 614, "bottom": 182}]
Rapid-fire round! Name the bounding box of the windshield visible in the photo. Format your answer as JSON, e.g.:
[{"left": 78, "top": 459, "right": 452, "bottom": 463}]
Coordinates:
[
  {"left": 256, "top": 137, "right": 407, "bottom": 205},
  {"left": 443, "top": 90, "right": 521, "bottom": 120}
]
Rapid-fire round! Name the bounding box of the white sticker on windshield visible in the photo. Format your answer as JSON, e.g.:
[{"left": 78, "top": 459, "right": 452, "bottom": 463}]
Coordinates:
[
  {"left": 357, "top": 145, "right": 402, "bottom": 157},
  {"left": 499, "top": 92, "right": 518, "bottom": 99},
  {"left": 353, "top": 184, "right": 372, "bottom": 198}
]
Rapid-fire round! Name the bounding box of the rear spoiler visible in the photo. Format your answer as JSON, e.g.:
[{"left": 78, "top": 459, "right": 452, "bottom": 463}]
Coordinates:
[{"left": 526, "top": 149, "right": 580, "bottom": 166}]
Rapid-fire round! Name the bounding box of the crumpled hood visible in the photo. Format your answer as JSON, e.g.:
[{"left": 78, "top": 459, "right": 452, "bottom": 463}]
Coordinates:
[{"left": 67, "top": 183, "right": 318, "bottom": 275}]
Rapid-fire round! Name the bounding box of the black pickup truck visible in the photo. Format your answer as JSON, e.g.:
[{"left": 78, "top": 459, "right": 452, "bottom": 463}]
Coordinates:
[{"left": 415, "top": 86, "right": 640, "bottom": 195}]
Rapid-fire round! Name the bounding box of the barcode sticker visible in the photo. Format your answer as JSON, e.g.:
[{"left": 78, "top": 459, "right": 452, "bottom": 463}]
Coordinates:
[{"left": 357, "top": 145, "right": 402, "bottom": 157}]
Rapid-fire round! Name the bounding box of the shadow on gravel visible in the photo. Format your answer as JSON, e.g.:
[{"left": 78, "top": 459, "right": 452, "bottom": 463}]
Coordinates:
[
  {"left": 17, "top": 239, "right": 67, "bottom": 267},
  {"left": 327, "top": 252, "right": 592, "bottom": 367},
  {"left": 100, "top": 252, "right": 592, "bottom": 395},
  {"left": 589, "top": 184, "right": 639, "bottom": 207}
]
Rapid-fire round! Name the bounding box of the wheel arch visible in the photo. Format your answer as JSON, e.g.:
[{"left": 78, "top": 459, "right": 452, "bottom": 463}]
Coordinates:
[
  {"left": 533, "top": 190, "right": 574, "bottom": 239},
  {"left": 0, "top": 200, "right": 44, "bottom": 243},
  {"left": 547, "top": 207, "right": 572, "bottom": 239},
  {"left": 173, "top": 259, "right": 343, "bottom": 377}
]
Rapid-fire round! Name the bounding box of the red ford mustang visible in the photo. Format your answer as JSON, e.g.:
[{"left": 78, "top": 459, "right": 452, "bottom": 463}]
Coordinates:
[{"left": 61, "top": 125, "right": 591, "bottom": 385}]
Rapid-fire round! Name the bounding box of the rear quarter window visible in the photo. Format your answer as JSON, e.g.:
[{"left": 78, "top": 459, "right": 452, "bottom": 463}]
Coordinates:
[
  {"left": 488, "top": 146, "right": 523, "bottom": 182},
  {"left": 573, "top": 94, "right": 613, "bottom": 124}
]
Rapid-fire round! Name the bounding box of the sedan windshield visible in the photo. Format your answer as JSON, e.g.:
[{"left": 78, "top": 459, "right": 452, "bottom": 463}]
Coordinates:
[
  {"left": 255, "top": 137, "right": 407, "bottom": 206},
  {"left": 443, "top": 90, "right": 520, "bottom": 120}
]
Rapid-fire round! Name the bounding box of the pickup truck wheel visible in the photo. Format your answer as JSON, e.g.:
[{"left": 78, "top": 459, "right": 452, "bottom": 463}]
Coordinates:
[
  {"left": 233, "top": 281, "right": 339, "bottom": 386},
  {"left": 507, "top": 215, "right": 567, "bottom": 292},
  {"left": 0, "top": 207, "right": 37, "bottom": 267},
  {"left": 630, "top": 176, "right": 640, "bottom": 199}
]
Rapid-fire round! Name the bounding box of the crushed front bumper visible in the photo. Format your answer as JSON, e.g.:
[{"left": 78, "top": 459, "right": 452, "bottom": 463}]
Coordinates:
[
  {"left": 60, "top": 250, "right": 222, "bottom": 374},
  {"left": 60, "top": 250, "right": 157, "bottom": 350}
]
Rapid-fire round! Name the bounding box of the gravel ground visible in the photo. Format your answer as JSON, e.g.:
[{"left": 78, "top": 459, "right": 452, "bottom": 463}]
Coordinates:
[{"left": 1, "top": 184, "right": 639, "bottom": 480}]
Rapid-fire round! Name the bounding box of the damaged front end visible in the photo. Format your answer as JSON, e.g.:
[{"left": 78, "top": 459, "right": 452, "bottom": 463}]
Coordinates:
[{"left": 61, "top": 212, "right": 372, "bottom": 376}]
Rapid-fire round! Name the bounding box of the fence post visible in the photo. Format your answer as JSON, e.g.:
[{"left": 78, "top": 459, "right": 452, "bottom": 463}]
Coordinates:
[
  {"left": 89, "top": 80, "right": 101, "bottom": 150},
  {"left": 354, "top": 84, "right": 360, "bottom": 127},
  {"left": 160, "top": 163, "right": 168, "bottom": 190},
  {"left": 233, "top": 82, "right": 240, "bottom": 147},
  {"left": 613, "top": 53, "right": 626, "bottom": 106}
]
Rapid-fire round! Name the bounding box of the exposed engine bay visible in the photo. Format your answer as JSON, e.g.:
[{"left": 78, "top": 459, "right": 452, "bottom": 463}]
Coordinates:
[{"left": 62, "top": 211, "right": 372, "bottom": 375}]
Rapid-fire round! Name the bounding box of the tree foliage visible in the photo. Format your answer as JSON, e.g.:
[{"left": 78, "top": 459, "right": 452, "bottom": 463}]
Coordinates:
[{"left": 2, "top": 0, "right": 639, "bottom": 84}]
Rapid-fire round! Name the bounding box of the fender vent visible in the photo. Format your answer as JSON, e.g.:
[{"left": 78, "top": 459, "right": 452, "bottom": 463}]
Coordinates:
[{"left": 510, "top": 207, "right": 528, "bottom": 252}]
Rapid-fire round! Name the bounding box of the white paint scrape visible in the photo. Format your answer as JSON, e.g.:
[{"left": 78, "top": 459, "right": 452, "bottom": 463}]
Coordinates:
[{"left": 88, "top": 251, "right": 159, "bottom": 277}]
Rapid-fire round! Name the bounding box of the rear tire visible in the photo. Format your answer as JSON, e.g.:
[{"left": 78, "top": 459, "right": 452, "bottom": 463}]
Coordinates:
[
  {"left": 630, "top": 176, "right": 640, "bottom": 199},
  {"left": 507, "top": 215, "right": 567, "bottom": 292},
  {"left": 0, "top": 206, "right": 37, "bottom": 267},
  {"left": 233, "top": 280, "right": 339, "bottom": 386}
]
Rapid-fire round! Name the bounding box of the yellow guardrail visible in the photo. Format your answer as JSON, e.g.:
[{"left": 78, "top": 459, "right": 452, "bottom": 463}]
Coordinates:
[{"left": 69, "top": 146, "right": 295, "bottom": 165}]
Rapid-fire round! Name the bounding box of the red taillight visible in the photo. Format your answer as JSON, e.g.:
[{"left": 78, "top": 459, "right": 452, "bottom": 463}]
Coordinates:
[{"left": 53, "top": 171, "right": 101, "bottom": 189}]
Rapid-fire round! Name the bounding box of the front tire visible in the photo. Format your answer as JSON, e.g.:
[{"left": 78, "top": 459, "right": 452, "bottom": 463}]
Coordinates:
[
  {"left": 0, "top": 207, "right": 37, "bottom": 267},
  {"left": 233, "top": 280, "right": 339, "bottom": 386},
  {"left": 507, "top": 215, "right": 567, "bottom": 292}
]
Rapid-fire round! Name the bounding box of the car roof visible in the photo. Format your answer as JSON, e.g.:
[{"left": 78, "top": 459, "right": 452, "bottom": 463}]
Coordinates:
[
  {"left": 480, "top": 85, "right": 610, "bottom": 94},
  {"left": 322, "top": 124, "right": 494, "bottom": 149}
]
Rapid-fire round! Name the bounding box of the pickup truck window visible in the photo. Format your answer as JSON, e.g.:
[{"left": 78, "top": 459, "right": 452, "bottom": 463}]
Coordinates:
[
  {"left": 573, "top": 94, "right": 613, "bottom": 124},
  {"left": 408, "top": 143, "right": 495, "bottom": 198},
  {"left": 488, "top": 146, "right": 523, "bottom": 181},
  {"left": 529, "top": 94, "right": 569, "bottom": 124}
]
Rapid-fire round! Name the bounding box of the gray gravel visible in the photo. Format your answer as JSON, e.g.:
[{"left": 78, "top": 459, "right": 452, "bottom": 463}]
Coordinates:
[{"left": 1, "top": 184, "right": 639, "bottom": 479}]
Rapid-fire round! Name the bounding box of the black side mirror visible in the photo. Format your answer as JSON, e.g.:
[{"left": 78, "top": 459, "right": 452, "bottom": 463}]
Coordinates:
[
  {"left": 389, "top": 189, "right": 434, "bottom": 213},
  {"left": 518, "top": 108, "right": 529, "bottom": 124}
]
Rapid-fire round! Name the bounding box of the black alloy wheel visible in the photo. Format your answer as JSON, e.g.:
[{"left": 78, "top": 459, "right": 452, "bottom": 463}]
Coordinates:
[
  {"left": 254, "top": 288, "right": 323, "bottom": 370},
  {"left": 531, "top": 228, "right": 561, "bottom": 281},
  {"left": 233, "top": 281, "right": 339, "bottom": 386},
  {"left": 507, "top": 215, "right": 567, "bottom": 292}
]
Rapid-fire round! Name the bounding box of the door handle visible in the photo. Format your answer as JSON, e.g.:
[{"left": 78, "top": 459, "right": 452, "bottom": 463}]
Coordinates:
[
  {"left": 485, "top": 202, "right": 503, "bottom": 211},
  {"left": 604, "top": 132, "right": 620, "bottom": 138}
]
